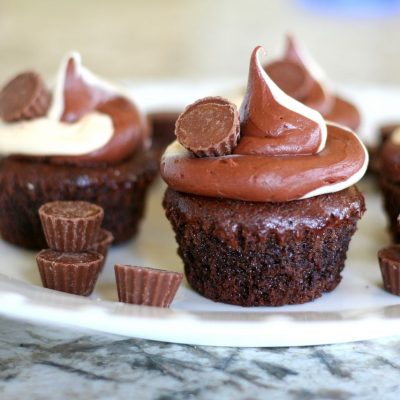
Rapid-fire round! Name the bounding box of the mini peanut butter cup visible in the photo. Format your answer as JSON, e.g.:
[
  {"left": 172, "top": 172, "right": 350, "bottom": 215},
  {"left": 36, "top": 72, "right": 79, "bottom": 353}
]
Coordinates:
[
  {"left": 36, "top": 249, "right": 103, "bottom": 296},
  {"left": 0, "top": 72, "right": 51, "bottom": 122},
  {"left": 175, "top": 96, "right": 240, "bottom": 157},
  {"left": 90, "top": 229, "right": 113, "bottom": 271},
  {"left": 90, "top": 229, "right": 114, "bottom": 258},
  {"left": 114, "top": 264, "right": 183, "bottom": 307},
  {"left": 39, "top": 201, "right": 104, "bottom": 252},
  {"left": 378, "top": 245, "right": 400, "bottom": 295},
  {"left": 265, "top": 60, "right": 312, "bottom": 100}
]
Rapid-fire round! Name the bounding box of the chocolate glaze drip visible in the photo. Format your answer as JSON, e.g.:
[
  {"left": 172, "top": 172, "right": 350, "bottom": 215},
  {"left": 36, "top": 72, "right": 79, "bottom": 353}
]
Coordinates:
[
  {"left": 237, "top": 46, "right": 325, "bottom": 156},
  {"left": 49, "top": 57, "right": 149, "bottom": 165},
  {"left": 161, "top": 46, "right": 367, "bottom": 202},
  {"left": 265, "top": 35, "right": 360, "bottom": 131}
]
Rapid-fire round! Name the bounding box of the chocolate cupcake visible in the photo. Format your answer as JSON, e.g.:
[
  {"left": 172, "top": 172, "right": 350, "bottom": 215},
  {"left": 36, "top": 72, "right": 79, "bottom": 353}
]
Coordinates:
[
  {"left": 378, "top": 128, "right": 400, "bottom": 242},
  {"left": 369, "top": 123, "right": 400, "bottom": 175},
  {"left": 161, "top": 46, "right": 368, "bottom": 307},
  {"left": 0, "top": 53, "right": 157, "bottom": 249},
  {"left": 263, "top": 35, "right": 361, "bottom": 131}
]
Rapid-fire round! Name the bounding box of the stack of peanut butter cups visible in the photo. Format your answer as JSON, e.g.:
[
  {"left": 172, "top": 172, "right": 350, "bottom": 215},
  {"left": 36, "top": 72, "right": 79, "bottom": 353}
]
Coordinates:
[{"left": 36, "top": 201, "right": 113, "bottom": 296}]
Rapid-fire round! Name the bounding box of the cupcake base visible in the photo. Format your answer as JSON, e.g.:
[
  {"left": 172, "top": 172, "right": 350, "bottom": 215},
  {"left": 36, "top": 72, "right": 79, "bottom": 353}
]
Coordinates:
[
  {"left": 0, "top": 150, "right": 157, "bottom": 249},
  {"left": 164, "top": 186, "right": 365, "bottom": 307},
  {"left": 380, "top": 178, "right": 400, "bottom": 243}
]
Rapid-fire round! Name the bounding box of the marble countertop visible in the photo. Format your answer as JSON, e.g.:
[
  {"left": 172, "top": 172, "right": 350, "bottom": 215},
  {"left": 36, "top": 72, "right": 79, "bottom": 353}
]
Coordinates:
[{"left": 1, "top": 316, "right": 400, "bottom": 399}]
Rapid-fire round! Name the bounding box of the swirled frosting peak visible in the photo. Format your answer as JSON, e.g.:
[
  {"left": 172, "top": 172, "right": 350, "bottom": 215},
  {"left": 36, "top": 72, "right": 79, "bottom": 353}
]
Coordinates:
[
  {"left": 265, "top": 35, "right": 334, "bottom": 116},
  {"left": 47, "top": 52, "right": 149, "bottom": 165},
  {"left": 264, "top": 35, "right": 361, "bottom": 130},
  {"left": 237, "top": 46, "right": 327, "bottom": 156},
  {"left": 160, "top": 46, "right": 368, "bottom": 203},
  {"left": 0, "top": 52, "right": 149, "bottom": 166}
]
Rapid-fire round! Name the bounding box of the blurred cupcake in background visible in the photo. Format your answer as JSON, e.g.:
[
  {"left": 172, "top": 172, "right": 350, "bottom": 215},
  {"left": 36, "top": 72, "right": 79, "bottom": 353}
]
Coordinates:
[
  {"left": 379, "top": 128, "right": 400, "bottom": 242},
  {"left": 264, "top": 35, "right": 361, "bottom": 131},
  {"left": 226, "top": 35, "right": 361, "bottom": 132},
  {"left": 0, "top": 53, "right": 158, "bottom": 249}
]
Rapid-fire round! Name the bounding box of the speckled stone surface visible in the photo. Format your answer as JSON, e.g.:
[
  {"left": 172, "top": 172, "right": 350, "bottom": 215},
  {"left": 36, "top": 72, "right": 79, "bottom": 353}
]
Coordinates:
[{"left": 1, "top": 317, "right": 400, "bottom": 399}]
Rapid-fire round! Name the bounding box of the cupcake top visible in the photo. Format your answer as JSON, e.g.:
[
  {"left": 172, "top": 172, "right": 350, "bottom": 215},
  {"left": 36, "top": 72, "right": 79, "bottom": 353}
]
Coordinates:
[
  {"left": 161, "top": 46, "right": 368, "bottom": 203},
  {"left": 0, "top": 53, "right": 149, "bottom": 166},
  {"left": 379, "top": 127, "right": 400, "bottom": 182},
  {"left": 264, "top": 35, "right": 361, "bottom": 131}
]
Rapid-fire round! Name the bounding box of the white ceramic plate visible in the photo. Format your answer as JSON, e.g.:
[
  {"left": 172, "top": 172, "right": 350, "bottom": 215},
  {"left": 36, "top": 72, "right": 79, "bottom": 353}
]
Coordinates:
[{"left": 1, "top": 83, "right": 400, "bottom": 347}]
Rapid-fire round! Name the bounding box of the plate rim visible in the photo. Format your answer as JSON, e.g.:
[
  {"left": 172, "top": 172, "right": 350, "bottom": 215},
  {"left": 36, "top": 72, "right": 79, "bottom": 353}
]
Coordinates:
[{"left": 2, "top": 272, "right": 400, "bottom": 347}]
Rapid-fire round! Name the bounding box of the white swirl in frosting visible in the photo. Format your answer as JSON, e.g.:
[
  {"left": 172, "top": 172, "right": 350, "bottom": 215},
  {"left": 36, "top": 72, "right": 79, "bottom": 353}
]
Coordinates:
[
  {"left": 0, "top": 112, "right": 113, "bottom": 156},
  {"left": 0, "top": 52, "right": 123, "bottom": 157}
]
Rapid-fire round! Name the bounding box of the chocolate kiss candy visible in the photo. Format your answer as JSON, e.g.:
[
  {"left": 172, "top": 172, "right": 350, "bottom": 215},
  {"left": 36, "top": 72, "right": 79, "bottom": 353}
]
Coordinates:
[
  {"left": 175, "top": 96, "right": 240, "bottom": 157},
  {"left": 0, "top": 72, "right": 50, "bottom": 122},
  {"left": 265, "top": 60, "right": 312, "bottom": 101}
]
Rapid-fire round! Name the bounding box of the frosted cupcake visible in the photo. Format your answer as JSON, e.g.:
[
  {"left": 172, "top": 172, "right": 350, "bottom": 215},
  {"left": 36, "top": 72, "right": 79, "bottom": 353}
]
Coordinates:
[
  {"left": 161, "top": 46, "right": 368, "bottom": 307},
  {"left": 0, "top": 53, "right": 157, "bottom": 249},
  {"left": 379, "top": 127, "right": 400, "bottom": 242}
]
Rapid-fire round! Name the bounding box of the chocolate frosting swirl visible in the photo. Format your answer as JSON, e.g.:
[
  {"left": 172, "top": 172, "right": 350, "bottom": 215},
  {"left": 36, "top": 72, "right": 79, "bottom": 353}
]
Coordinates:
[
  {"left": 237, "top": 47, "right": 326, "bottom": 156},
  {"left": 49, "top": 55, "right": 149, "bottom": 165},
  {"left": 161, "top": 46, "right": 368, "bottom": 203},
  {"left": 0, "top": 53, "right": 149, "bottom": 166}
]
